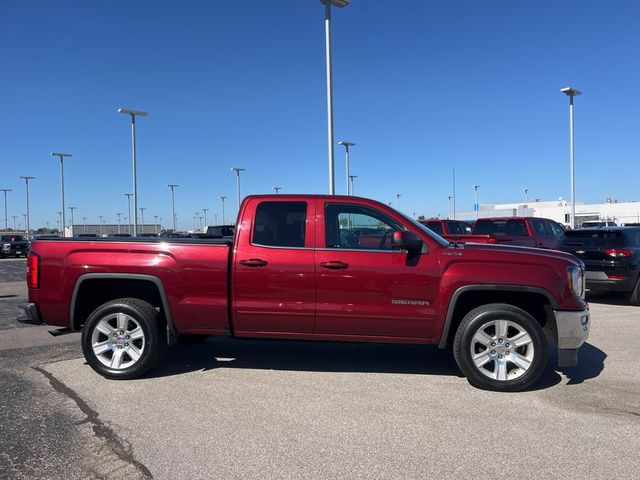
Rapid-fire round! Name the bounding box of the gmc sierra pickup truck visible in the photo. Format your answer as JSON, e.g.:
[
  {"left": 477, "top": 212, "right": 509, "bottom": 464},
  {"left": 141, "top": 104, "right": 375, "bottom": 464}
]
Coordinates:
[{"left": 19, "top": 195, "right": 590, "bottom": 391}]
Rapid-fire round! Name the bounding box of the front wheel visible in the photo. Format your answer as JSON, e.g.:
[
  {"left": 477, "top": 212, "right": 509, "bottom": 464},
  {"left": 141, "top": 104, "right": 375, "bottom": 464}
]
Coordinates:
[
  {"left": 81, "top": 298, "right": 165, "bottom": 379},
  {"left": 453, "top": 303, "right": 548, "bottom": 392}
]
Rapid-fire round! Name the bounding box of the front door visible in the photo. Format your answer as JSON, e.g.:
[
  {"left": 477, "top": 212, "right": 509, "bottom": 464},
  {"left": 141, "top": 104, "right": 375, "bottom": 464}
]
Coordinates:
[
  {"left": 314, "top": 201, "right": 439, "bottom": 339},
  {"left": 233, "top": 198, "right": 316, "bottom": 333}
]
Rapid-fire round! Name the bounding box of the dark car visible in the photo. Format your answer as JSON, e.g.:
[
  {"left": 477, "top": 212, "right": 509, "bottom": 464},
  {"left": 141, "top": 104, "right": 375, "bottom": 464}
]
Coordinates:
[
  {"left": 0, "top": 234, "right": 30, "bottom": 258},
  {"left": 560, "top": 227, "right": 640, "bottom": 305},
  {"left": 76, "top": 233, "right": 99, "bottom": 238},
  {"left": 106, "top": 233, "right": 132, "bottom": 238},
  {"left": 420, "top": 219, "right": 473, "bottom": 236},
  {"left": 204, "top": 225, "right": 235, "bottom": 239}
]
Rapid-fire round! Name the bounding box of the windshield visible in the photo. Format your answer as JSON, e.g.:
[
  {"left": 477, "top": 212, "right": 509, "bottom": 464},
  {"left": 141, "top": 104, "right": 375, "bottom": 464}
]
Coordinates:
[{"left": 398, "top": 212, "right": 451, "bottom": 247}]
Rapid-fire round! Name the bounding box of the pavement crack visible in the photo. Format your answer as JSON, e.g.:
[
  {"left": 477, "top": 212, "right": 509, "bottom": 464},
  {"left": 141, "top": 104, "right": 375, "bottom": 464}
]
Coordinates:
[{"left": 33, "top": 365, "right": 153, "bottom": 479}]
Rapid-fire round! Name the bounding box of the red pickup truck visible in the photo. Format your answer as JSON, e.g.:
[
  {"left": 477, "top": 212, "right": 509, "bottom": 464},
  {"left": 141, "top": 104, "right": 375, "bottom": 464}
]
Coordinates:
[
  {"left": 445, "top": 217, "right": 567, "bottom": 249},
  {"left": 19, "top": 195, "right": 589, "bottom": 391}
]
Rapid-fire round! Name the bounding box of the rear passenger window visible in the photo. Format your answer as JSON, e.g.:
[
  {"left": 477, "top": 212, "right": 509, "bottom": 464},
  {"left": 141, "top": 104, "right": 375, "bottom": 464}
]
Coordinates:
[
  {"left": 532, "top": 219, "right": 550, "bottom": 238},
  {"left": 506, "top": 220, "right": 528, "bottom": 236},
  {"left": 426, "top": 222, "right": 443, "bottom": 234},
  {"left": 252, "top": 202, "right": 307, "bottom": 248}
]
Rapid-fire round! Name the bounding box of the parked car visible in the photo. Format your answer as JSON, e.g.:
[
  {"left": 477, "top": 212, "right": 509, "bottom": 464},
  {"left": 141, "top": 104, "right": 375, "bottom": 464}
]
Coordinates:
[
  {"left": 419, "top": 219, "right": 473, "bottom": 236},
  {"left": 106, "top": 233, "right": 132, "bottom": 238},
  {"left": 560, "top": 227, "right": 640, "bottom": 304},
  {"left": 580, "top": 221, "right": 618, "bottom": 228},
  {"left": 33, "top": 234, "right": 60, "bottom": 240},
  {"left": 76, "top": 233, "right": 99, "bottom": 238},
  {"left": 204, "top": 225, "right": 235, "bottom": 239},
  {"left": 448, "top": 217, "right": 566, "bottom": 249},
  {"left": 137, "top": 233, "right": 159, "bottom": 238},
  {"left": 19, "top": 194, "right": 589, "bottom": 391},
  {"left": 0, "top": 234, "right": 29, "bottom": 258}
]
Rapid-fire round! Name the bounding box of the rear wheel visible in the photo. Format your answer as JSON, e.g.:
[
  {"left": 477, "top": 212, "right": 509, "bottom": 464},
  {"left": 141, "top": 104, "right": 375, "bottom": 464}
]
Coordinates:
[
  {"left": 630, "top": 278, "right": 640, "bottom": 306},
  {"left": 81, "top": 298, "right": 165, "bottom": 379},
  {"left": 453, "top": 303, "right": 548, "bottom": 392}
]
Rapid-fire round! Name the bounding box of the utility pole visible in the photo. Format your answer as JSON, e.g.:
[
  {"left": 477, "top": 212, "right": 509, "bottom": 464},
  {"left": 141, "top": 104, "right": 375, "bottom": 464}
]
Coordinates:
[
  {"left": 0, "top": 188, "right": 10, "bottom": 231},
  {"left": 167, "top": 184, "right": 178, "bottom": 232},
  {"left": 19, "top": 176, "right": 35, "bottom": 237},
  {"left": 220, "top": 195, "right": 227, "bottom": 224}
]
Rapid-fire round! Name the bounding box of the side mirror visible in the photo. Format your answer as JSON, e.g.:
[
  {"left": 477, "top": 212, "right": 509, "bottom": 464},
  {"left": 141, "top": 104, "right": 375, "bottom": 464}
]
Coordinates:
[{"left": 392, "top": 231, "right": 423, "bottom": 253}]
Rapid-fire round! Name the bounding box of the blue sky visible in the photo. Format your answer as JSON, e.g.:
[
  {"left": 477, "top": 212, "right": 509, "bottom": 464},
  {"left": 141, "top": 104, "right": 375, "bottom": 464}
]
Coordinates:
[{"left": 1, "top": 0, "right": 639, "bottom": 230}]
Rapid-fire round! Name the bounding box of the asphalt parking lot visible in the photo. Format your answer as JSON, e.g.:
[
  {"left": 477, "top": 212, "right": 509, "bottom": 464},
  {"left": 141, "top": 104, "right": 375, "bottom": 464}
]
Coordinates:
[{"left": 1, "top": 258, "right": 639, "bottom": 479}]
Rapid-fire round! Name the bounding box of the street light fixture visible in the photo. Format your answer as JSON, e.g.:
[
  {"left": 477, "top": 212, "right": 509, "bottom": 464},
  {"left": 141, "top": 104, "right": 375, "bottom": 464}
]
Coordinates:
[
  {"left": 57, "top": 212, "right": 62, "bottom": 234},
  {"left": 202, "top": 208, "right": 209, "bottom": 228},
  {"left": 116, "top": 213, "right": 123, "bottom": 234},
  {"left": 561, "top": 87, "right": 582, "bottom": 229},
  {"left": 167, "top": 184, "right": 178, "bottom": 232},
  {"left": 117, "top": 108, "right": 148, "bottom": 237},
  {"left": 19, "top": 176, "right": 35, "bottom": 237},
  {"left": 230, "top": 168, "right": 245, "bottom": 212},
  {"left": 524, "top": 188, "right": 530, "bottom": 211},
  {"left": 98, "top": 215, "right": 104, "bottom": 237},
  {"left": 396, "top": 193, "right": 401, "bottom": 209},
  {"left": 321, "top": 0, "right": 351, "bottom": 194},
  {"left": 273, "top": 186, "right": 282, "bottom": 194},
  {"left": 473, "top": 185, "right": 480, "bottom": 220},
  {"left": 0, "top": 188, "right": 10, "bottom": 231},
  {"left": 338, "top": 141, "right": 355, "bottom": 195},
  {"left": 448, "top": 196, "right": 453, "bottom": 219},
  {"left": 139, "top": 207, "right": 146, "bottom": 232},
  {"left": 50, "top": 152, "right": 72, "bottom": 237},
  {"left": 82, "top": 216, "right": 88, "bottom": 234},
  {"left": 220, "top": 195, "right": 227, "bottom": 224},
  {"left": 68, "top": 206, "right": 77, "bottom": 235},
  {"left": 153, "top": 215, "right": 159, "bottom": 234},
  {"left": 12, "top": 216, "right": 18, "bottom": 230}
]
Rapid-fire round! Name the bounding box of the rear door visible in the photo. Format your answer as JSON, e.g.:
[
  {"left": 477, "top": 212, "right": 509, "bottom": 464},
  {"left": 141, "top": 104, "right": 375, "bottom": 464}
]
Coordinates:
[
  {"left": 314, "top": 200, "right": 440, "bottom": 338},
  {"left": 233, "top": 198, "right": 316, "bottom": 333}
]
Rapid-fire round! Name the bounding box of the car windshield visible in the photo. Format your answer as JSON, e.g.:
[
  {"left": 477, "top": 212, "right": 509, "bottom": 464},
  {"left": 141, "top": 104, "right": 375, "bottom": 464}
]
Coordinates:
[{"left": 397, "top": 213, "right": 450, "bottom": 247}]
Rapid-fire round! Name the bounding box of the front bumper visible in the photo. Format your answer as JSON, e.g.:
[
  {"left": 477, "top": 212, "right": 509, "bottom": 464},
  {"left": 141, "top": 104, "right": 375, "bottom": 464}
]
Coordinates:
[
  {"left": 17, "top": 303, "right": 44, "bottom": 325},
  {"left": 553, "top": 308, "right": 590, "bottom": 367}
]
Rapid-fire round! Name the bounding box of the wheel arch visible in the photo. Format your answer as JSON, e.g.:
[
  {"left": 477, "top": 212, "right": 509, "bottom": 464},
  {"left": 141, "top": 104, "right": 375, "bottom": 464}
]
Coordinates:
[
  {"left": 70, "top": 273, "right": 175, "bottom": 335},
  {"left": 438, "top": 285, "right": 558, "bottom": 349}
]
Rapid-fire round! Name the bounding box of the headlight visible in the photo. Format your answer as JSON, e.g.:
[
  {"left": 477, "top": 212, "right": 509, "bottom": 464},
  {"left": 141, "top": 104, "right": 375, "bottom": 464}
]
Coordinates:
[{"left": 567, "top": 266, "right": 585, "bottom": 298}]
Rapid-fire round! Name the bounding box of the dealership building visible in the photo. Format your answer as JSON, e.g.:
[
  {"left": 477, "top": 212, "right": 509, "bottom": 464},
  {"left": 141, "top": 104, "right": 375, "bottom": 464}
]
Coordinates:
[{"left": 455, "top": 199, "right": 640, "bottom": 227}]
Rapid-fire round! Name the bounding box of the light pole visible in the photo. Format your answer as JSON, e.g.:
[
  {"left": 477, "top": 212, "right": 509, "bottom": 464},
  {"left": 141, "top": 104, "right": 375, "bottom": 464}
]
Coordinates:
[
  {"left": 194, "top": 211, "right": 199, "bottom": 230},
  {"left": 199, "top": 216, "right": 204, "bottom": 231},
  {"left": 68, "top": 206, "right": 76, "bottom": 235},
  {"left": 50, "top": 152, "right": 72, "bottom": 237},
  {"left": 452, "top": 167, "right": 457, "bottom": 220},
  {"left": 349, "top": 175, "right": 357, "bottom": 195},
  {"left": 124, "top": 193, "right": 133, "bottom": 235},
  {"left": 202, "top": 208, "right": 209, "bottom": 228},
  {"left": 139, "top": 207, "right": 146, "bottom": 232},
  {"left": 19, "top": 176, "right": 35, "bottom": 237},
  {"left": 167, "top": 184, "right": 178, "bottom": 232},
  {"left": 220, "top": 195, "right": 227, "bottom": 224},
  {"left": 12, "top": 216, "right": 17, "bottom": 230},
  {"left": 338, "top": 141, "right": 355, "bottom": 195},
  {"left": 524, "top": 188, "right": 530, "bottom": 211},
  {"left": 321, "top": 0, "right": 351, "bottom": 194},
  {"left": 153, "top": 215, "right": 159, "bottom": 234},
  {"left": 230, "top": 167, "right": 245, "bottom": 212},
  {"left": 57, "top": 212, "right": 62, "bottom": 234},
  {"left": 214, "top": 214, "right": 218, "bottom": 224},
  {"left": 98, "top": 216, "right": 104, "bottom": 237},
  {"left": 82, "top": 217, "right": 87, "bottom": 234},
  {"left": 0, "top": 188, "right": 10, "bottom": 231},
  {"left": 396, "top": 193, "right": 401, "bottom": 209},
  {"left": 561, "top": 87, "right": 581, "bottom": 229},
  {"left": 473, "top": 185, "right": 480, "bottom": 219},
  {"left": 448, "top": 196, "right": 453, "bottom": 219},
  {"left": 116, "top": 213, "right": 123, "bottom": 233},
  {"left": 117, "top": 108, "right": 148, "bottom": 237},
  {"left": 273, "top": 186, "right": 282, "bottom": 194}
]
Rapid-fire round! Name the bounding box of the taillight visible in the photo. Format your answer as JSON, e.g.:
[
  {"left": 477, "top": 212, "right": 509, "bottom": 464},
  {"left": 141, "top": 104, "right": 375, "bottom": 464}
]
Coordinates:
[
  {"left": 27, "top": 254, "right": 40, "bottom": 289},
  {"left": 603, "top": 248, "right": 633, "bottom": 258}
]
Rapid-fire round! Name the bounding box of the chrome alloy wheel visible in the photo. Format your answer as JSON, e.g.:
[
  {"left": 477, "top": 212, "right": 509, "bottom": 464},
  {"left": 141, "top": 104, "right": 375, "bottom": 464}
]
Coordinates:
[
  {"left": 90, "top": 312, "right": 145, "bottom": 370},
  {"left": 469, "top": 319, "right": 535, "bottom": 382}
]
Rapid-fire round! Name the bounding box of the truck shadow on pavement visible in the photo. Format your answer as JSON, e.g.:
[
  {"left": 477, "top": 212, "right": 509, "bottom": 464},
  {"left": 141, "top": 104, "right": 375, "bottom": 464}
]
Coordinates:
[
  {"left": 586, "top": 292, "right": 634, "bottom": 306},
  {"left": 145, "top": 338, "right": 606, "bottom": 390}
]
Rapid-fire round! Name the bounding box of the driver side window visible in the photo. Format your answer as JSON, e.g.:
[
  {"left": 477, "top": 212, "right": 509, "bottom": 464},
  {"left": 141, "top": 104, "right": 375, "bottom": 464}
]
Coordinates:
[{"left": 325, "top": 203, "right": 403, "bottom": 251}]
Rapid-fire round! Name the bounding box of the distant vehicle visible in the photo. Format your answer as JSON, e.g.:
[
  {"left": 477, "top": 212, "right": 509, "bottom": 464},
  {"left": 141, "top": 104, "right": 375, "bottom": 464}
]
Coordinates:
[
  {"left": 0, "top": 234, "right": 29, "bottom": 258},
  {"left": 204, "top": 225, "right": 235, "bottom": 239},
  {"left": 106, "top": 233, "right": 132, "bottom": 238},
  {"left": 442, "top": 217, "right": 566, "bottom": 249},
  {"left": 76, "top": 233, "right": 99, "bottom": 238},
  {"left": 33, "top": 234, "right": 60, "bottom": 240},
  {"left": 580, "top": 221, "right": 617, "bottom": 228},
  {"left": 419, "top": 219, "right": 473, "bottom": 236},
  {"left": 560, "top": 227, "right": 640, "bottom": 305},
  {"left": 137, "top": 233, "right": 158, "bottom": 238}
]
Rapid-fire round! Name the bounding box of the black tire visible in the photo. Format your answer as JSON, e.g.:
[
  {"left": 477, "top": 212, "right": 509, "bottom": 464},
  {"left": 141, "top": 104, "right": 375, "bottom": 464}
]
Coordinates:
[
  {"left": 453, "top": 303, "right": 548, "bottom": 392},
  {"left": 177, "top": 334, "right": 210, "bottom": 344},
  {"left": 81, "top": 298, "right": 165, "bottom": 380},
  {"left": 630, "top": 278, "right": 640, "bottom": 306}
]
